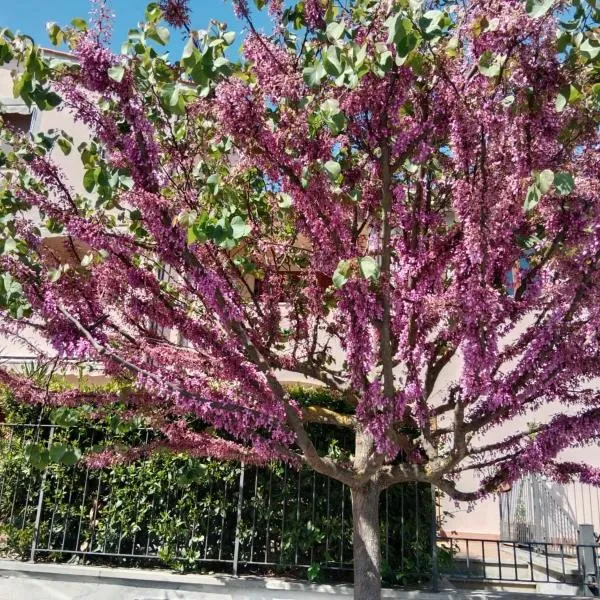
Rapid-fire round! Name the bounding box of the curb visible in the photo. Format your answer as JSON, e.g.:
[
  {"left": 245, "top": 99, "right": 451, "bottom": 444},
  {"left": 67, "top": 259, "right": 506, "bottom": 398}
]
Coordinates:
[
  {"left": 0, "top": 560, "right": 455, "bottom": 598},
  {"left": 0, "top": 560, "right": 589, "bottom": 598}
]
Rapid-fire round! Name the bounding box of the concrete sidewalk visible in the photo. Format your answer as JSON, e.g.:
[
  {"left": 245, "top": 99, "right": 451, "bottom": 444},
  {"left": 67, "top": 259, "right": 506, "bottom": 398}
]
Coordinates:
[{"left": 0, "top": 560, "right": 592, "bottom": 599}]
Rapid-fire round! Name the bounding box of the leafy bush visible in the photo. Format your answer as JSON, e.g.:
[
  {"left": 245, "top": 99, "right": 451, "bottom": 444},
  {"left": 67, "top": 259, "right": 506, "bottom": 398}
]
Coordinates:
[{"left": 0, "top": 384, "right": 437, "bottom": 584}]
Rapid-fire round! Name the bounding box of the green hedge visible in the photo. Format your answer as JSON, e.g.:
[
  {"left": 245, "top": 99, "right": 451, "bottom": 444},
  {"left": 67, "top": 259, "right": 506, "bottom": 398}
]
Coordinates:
[{"left": 0, "top": 384, "right": 445, "bottom": 585}]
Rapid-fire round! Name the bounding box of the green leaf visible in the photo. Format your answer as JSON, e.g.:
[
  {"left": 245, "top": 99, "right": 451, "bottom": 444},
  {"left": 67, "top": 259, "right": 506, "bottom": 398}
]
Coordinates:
[
  {"left": 46, "top": 22, "right": 64, "bottom": 46},
  {"left": 49, "top": 444, "right": 67, "bottom": 463},
  {"left": 326, "top": 22, "right": 345, "bottom": 42},
  {"left": 81, "top": 253, "right": 94, "bottom": 267},
  {"left": 149, "top": 25, "right": 170, "bottom": 46},
  {"left": 188, "top": 224, "right": 207, "bottom": 245},
  {"left": 25, "top": 443, "right": 49, "bottom": 469},
  {"left": 524, "top": 184, "right": 541, "bottom": 212},
  {"left": 555, "top": 91, "right": 567, "bottom": 112},
  {"left": 332, "top": 260, "right": 351, "bottom": 288},
  {"left": 60, "top": 447, "right": 82, "bottom": 466},
  {"left": 478, "top": 50, "right": 504, "bottom": 77},
  {"left": 320, "top": 98, "right": 347, "bottom": 135},
  {"left": 324, "top": 160, "right": 341, "bottom": 181},
  {"left": 38, "top": 91, "right": 62, "bottom": 110},
  {"left": 181, "top": 36, "right": 196, "bottom": 62},
  {"left": 580, "top": 38, "right": 600, "bottom": 61},
  {"left": 323, "top": 46, "right": 344, "bottom": 77},
  {"left": 1, "top": 237, "right": 17, "bottom": 254},
  {"left": 47, "top": 268, "right": 62, "bottom": 283},
  {"left": 303, "top": 63, "right": 326, "bottom": 87},
  {"left": 385, "top": 12, "right": 400, "bottom": 44},
  {"left": 57, "top": 137, "right": 72, "bottom": 155},
  {"left": 223, "top": 31, "right": 236, "bottom": 45},
  {"left": 107, "top": 65, "right": 125, "bottom": 83},
  {"left": 377, "top": 49, "right": 394, "bottom": 73},
  {"left": 525, "top": 0, "right": 554, "bottom": 19},
  {"left": 537, "top": 169, "right": 554, "bottom": 194},
  {"left": 70, "top": 17, "right": 88, "bottom": 31},
  {"left": 359, "top": 256, "right": 380, "bottom": 281},
  {"left": 321, "top": 98, "right": 340, "bottom": 114},
  {"left": 230, "top": 215, "right": 252, "bottom": 239},
  {"left": 278, "top": 193, "right": 293, "bottom": 209},
  {"left": 555, "top": 84, "right": 582, "bottom": 112},
  {"left": 385, "top": 14, "right": 419, "bottom": 58},
  {"left": 83, "top": 169, "right": 97, "bottom": 193},
  {"left": 419, "top": 9, "right": 449, "bottom": 40},
  {"left": 328, "top": 111, "right": 347, "bottom": 135},
  {"left": 554, "top": 172, "right": 574, "bottom": 196}
]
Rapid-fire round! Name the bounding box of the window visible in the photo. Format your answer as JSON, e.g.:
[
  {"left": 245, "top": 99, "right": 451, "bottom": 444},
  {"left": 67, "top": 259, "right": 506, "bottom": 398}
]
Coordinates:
[{"left": 0, "top": 98, "right": 36, "bottom": 154}]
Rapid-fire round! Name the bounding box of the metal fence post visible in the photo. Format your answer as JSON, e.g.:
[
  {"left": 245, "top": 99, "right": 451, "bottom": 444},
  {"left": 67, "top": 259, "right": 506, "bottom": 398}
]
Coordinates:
[
  {"left": 30, "top": 425, "right": 54, "bottom": 562},
  {"left": 232, "top": 462, "right": 245, "bottom": 576},
  {"left": 430, "top": 484, "right": 440, "bottom": 592}
]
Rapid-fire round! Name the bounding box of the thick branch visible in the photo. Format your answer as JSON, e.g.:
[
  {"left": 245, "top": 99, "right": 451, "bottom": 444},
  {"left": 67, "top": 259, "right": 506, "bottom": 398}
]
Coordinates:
[
  {"left": 301, "top": 405, "right": 355, "bottom": 428},
  {"left": 379, "top": 143, "right": 395, "bottom": 401}
]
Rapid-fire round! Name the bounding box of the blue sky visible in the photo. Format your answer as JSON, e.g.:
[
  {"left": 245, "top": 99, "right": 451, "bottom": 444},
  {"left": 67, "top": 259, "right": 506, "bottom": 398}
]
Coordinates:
[{"left": 1, "top": 1, "right": 272, "bottom": 56}]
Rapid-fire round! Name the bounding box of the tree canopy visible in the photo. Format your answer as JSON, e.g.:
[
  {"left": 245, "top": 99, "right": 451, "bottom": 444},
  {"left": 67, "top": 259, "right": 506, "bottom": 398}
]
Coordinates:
[{"left": 0, "top": 0, "right": 599, "bottom": 595}]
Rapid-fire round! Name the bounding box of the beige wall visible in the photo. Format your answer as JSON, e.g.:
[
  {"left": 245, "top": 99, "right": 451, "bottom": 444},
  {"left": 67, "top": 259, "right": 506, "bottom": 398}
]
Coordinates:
[
  {"left": 433, "top": 349, "right": 600, "bottom": 538},
  {"left": 1, "top": 51, "right": 92, "bottom": 364}
]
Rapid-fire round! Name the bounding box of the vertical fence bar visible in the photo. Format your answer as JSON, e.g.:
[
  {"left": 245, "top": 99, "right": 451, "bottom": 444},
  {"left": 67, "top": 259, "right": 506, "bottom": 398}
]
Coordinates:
[
  {"left": 400, "top": 484, "right": 405, "bottom": 570},
  {"left": 264, "top": 470, "right": 272, "bottom": 564},
  {"left": 294, "top": 470, "right": 301, "bottom": 565},
  {"left": 250, "top": 468, "right": 258, "bottom": 563},
  {"left": 528, "top": 542, "right": 534, "bottom": 582},
  {"left": 21, "top": 423, "right": 44, "bottom": 533},
  {"left": 309, "top": 471, "right": 316, "bottom": 566},
  {"left": 203, "top": 479, "right": 213, "bottom": 560},
  {"left": 415, "top": 483, "right": 420, "bottom": 580},
  {"left": 232, "top": 462, "right": 245, "bottom": 576},
  {"left": 340, "top": 483, "right": 345, "bottom": 567},
  {"left": 279, "top": 465, "right": 288, "bottom": 565},
  {"left": 466, "top": 539, "right": 470, "bottom": 578},
  {"left": 218, "top": 480, "right": 228, "bottom": 561},
  {"left": 481, "top": 540, "right": 486, "bottom": 579},
  {"left": 430, "top": 484, "right": 439, "bottom": 592},
  {"left": 324, "top": 477, "right": 330, "bottom": 564},
  {"left": 0, "top": 426, "right": 15, "bottom": 502},
  {"left": 385, "top": 488, "right": 389, "bottom": 565},
  {"left": 497, "top": 541, "right": 502, "bottom": 581},
  {"left": 30, "top": 425, "right": 54, "bottom": 562}
]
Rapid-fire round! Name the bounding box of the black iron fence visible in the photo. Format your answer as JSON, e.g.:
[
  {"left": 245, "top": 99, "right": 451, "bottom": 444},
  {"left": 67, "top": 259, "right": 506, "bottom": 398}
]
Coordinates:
[
  {"left": 439, "top": 536, "right": 600, "bottom": 595},
  {"left": 4, "top": 420, "right": 600, "bottom": 592},
  {"left": 0, "top": 422, "right": 435, "bottom": 584}
]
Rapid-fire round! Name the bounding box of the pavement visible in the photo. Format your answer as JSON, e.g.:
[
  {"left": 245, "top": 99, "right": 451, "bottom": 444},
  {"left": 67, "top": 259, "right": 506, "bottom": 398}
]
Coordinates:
[{"left": 0, "top": 560, "right": 594, "bottom": 600}]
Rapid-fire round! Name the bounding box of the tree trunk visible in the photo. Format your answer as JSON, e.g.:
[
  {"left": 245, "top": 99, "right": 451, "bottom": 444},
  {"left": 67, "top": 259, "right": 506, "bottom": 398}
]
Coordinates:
[{"left": 352, "top": 482, "right": 382, "bottom": 600}]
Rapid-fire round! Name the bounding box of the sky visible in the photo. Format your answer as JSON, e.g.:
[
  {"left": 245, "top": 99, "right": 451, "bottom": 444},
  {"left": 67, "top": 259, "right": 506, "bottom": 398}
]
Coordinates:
[{"left": 1, "top": 1, "right": 272, "bottom": 57}]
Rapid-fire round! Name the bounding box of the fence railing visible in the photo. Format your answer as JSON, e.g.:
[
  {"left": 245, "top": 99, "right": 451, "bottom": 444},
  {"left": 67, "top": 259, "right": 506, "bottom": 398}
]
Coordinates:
[
  {"left": 0, "top": 422, "right": 435, "bottom": 583},
  {"left": 5, "top": 421, "right": 600, "bottom": 592},
  {"left": 439, "top": 536, "right": 600, "bottom": 594},
  {"left": 499, "top": 473, "right": 582, "bottom": 548}
]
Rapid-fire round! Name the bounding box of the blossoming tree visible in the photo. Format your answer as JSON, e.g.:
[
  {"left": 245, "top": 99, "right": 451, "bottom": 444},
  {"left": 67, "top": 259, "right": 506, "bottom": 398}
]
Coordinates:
[{"left": 1, "top": 0, "right": 599, "bottom": 596}]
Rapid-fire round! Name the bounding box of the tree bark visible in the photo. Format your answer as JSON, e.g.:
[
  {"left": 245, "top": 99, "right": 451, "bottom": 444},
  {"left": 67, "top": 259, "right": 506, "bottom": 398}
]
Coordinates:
[{"left": 352, "top": 482, "right": 382, "bottom": 600}]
